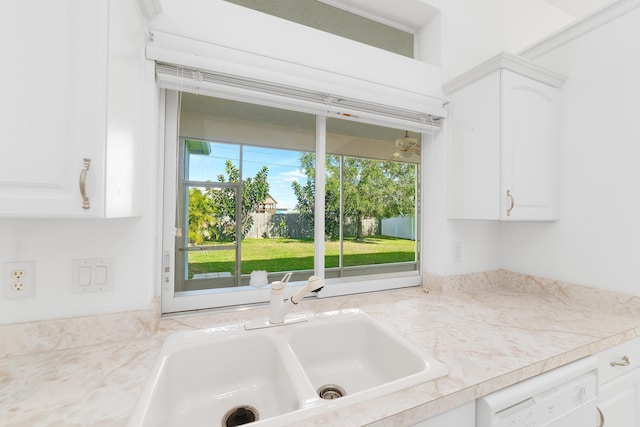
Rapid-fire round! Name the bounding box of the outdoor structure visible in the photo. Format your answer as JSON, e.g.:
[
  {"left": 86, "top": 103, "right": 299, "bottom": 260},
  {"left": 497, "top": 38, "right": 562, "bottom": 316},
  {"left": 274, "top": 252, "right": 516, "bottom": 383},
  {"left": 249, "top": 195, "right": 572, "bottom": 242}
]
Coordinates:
[{"left": 256, "top": 195, "right": 277, "bottom": 214}]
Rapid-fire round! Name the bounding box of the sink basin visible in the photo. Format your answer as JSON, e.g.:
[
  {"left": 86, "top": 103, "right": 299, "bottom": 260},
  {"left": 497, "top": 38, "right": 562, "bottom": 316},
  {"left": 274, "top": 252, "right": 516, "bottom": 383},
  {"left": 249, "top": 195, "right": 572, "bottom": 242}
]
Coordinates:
[
  {"left": 129, "top": 309, "right": 447, "bottom": 427},
  {"left": 288, "top": 312, "right": 440, "bottom": 398},
  {"left": 132, "top": 326, "right": 307, "bottom": 427}
]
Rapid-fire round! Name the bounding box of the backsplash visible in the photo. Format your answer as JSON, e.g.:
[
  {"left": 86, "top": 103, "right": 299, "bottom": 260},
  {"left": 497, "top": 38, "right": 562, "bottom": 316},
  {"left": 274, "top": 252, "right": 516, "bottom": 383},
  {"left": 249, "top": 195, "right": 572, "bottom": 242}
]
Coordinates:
[
  {"left": 424, "top": 269, "right": 640, "bottom": 318},
  {"left": 2, "top": 270, "right": 639, "bottom": 358},
  {"left": 0, "top": 298, "right": 160, "bottom": 358}
]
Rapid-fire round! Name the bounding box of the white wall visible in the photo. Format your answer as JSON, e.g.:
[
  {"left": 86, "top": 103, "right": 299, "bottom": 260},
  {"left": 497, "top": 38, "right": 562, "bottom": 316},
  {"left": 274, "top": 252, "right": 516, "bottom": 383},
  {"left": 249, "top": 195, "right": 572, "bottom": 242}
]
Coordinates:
[
  {"left": 0, "top": 0, "right": 606, "bottom": 324},
  {"left": 498, "top": 6, "right": 640, "bottom": 295},
  {"left": 421, "top": 0, "right": 574, "bottom": 277},
  {"left": 0, "top": 218, "right": 156, "bottom": 323},
  {"left": 422, "top": 0, "right": 574, "bottom": 80},
  {"left": 423, "top": 120, "right": 502, "bottom": 276},
  {"left": 0, "top": 76, "right": 160, "bottom": 324},
  {"left": 500, "top": 0, "right": 574, "bottom": 52},
  {"left": 151, "top": 0, "right": 445, "bottom": 100},
  {"left": 431, "top": 2, "right": 640, "bottom": 294},
  {"left": 0, "top": 1, "right": 160, "bottom": 324}
]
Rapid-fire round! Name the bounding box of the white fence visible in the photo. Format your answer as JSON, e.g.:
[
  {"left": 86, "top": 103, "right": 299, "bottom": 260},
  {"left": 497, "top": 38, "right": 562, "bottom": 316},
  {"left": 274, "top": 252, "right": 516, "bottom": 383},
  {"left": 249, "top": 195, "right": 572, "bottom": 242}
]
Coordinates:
[
  {"left": 246, "top": 212, "right": 413, "bottom": 240},
  {"left": 381, "top": 216, "right": 415, "bottom": 240}
]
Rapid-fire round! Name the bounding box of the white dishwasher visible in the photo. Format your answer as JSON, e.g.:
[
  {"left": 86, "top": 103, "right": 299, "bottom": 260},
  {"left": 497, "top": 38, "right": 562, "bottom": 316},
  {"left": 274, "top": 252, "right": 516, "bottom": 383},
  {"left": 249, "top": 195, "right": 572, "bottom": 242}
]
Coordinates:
[{"left": 477, "top": 356, "right": 599, "bottom": 427}]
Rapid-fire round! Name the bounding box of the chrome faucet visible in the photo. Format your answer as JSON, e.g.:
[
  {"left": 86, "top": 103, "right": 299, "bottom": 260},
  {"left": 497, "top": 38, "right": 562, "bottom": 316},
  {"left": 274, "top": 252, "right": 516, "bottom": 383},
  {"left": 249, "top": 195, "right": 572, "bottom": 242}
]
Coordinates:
[{"left": 269, "top": 273, "right": 325, "bottom": 324}]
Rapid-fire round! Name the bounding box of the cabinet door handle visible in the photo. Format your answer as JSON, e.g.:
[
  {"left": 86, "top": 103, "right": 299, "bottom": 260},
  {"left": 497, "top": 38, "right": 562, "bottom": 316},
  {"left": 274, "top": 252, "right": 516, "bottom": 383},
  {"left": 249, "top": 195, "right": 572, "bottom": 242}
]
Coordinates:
[
  {"left": 610, "top": 355, "right": 630, "bottom": 367},
  {"left": 597, "top": 406, "right": 605, "bottom": 426},
  {"left": 506, "top": 190, "right": 515, "bottom": 216},
  {"left": 79, "top": 158, "right": 91, "bottom": 210}
]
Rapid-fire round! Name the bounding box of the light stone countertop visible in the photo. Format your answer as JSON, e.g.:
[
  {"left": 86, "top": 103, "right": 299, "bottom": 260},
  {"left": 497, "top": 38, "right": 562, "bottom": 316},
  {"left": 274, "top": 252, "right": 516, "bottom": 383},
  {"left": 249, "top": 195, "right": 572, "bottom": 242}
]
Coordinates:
[{"left": 2, "top": 270, "right": 640, "bottom": 427}]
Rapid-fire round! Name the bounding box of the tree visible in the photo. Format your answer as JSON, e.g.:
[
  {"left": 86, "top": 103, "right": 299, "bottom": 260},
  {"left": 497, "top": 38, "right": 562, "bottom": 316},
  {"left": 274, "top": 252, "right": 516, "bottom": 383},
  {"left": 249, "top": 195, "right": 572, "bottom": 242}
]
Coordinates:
[
  {"left": 187, "top": 187, "right": 218, "bottom": 245},
  {"left": 292, "top": 154, "right": 416, "bottom": 240},
  {"left": 188, "top": 160, "right": 270, "bottom": 244}
]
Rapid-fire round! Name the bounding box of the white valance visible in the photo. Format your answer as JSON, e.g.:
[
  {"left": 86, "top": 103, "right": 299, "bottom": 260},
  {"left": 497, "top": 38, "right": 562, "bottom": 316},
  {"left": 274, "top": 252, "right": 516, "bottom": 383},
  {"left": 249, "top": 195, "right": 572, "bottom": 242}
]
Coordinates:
[{"left": 147, "top": 31, "right": 447, "bottom": 133}]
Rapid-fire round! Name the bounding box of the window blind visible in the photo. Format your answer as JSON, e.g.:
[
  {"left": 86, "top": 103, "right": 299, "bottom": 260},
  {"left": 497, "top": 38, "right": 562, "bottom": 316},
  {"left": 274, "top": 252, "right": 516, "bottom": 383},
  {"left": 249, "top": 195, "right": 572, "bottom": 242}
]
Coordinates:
[{"left": 155, "top": 62, "right": 445, "bottom": 133}]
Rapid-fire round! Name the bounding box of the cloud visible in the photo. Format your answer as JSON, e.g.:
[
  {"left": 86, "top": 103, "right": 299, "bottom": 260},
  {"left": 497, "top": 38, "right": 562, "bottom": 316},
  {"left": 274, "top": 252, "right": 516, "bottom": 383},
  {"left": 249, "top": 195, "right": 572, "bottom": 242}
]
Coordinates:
[{"left": 278, "top": 169, "right": 307, "bottom": 183}]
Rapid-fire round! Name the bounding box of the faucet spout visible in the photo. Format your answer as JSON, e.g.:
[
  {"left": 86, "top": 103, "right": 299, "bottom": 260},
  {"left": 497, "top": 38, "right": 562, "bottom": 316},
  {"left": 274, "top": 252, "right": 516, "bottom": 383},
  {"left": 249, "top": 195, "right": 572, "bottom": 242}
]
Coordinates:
[
  {"left": 269, "top": 275, "right": 324, "bottom": 324},
  {"left": 291, "top": 275, "right": 324, "bottom": 304}
]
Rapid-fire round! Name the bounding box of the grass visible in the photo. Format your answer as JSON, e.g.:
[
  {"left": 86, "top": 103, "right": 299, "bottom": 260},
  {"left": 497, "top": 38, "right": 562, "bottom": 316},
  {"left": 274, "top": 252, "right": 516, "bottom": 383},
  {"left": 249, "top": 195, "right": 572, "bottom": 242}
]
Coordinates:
[{"left": 187, "top": 235, "right": 415, "bottom": 277}]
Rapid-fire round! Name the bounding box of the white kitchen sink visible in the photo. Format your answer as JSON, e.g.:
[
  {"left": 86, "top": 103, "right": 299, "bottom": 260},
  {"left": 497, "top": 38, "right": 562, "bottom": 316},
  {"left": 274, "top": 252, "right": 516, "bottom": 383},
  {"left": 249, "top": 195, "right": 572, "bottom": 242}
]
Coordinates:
[
  {"left": 131, "top": 328, "right": 307, "bottom": 426},
  {"left": 128, "top": 309, "right": 447, "bottom": 427},
  {"left": 288, "top": 312, "right": 437, "bottom": 397}
]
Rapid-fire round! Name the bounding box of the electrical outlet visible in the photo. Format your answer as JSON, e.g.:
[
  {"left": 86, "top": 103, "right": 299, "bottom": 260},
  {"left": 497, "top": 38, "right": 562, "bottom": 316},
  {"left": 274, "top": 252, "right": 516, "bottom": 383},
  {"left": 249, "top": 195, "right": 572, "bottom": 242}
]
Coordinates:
[
  {"left": 452, "top": 242, "right": 462, "bottom": 263},
  {"left": 3, "top": 261, "right": 36, "bottom": 299},
  {"left": 11, "top": 282, "right": 25, "bottom": 292}
]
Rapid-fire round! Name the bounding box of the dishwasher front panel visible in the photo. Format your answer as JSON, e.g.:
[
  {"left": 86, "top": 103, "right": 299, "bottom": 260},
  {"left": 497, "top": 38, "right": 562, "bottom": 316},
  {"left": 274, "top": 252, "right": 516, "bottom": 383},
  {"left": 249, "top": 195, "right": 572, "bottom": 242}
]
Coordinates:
[{"left": 477, "top": 356, "right": 599, "bottom": 427}]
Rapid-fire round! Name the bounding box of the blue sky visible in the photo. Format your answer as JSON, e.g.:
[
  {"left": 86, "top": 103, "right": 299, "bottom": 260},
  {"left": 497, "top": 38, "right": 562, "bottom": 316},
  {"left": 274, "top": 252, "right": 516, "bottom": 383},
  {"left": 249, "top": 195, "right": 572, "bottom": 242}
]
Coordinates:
[{"left": 188, "top": 142, "right": 307, "bottom": 211}]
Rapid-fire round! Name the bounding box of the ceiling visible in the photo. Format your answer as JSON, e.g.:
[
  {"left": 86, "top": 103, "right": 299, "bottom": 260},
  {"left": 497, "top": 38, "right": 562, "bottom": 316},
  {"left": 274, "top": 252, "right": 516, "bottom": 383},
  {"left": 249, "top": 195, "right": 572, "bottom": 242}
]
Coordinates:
[{"left": 544, "top": 0, "right": 611, "bottom": 17}]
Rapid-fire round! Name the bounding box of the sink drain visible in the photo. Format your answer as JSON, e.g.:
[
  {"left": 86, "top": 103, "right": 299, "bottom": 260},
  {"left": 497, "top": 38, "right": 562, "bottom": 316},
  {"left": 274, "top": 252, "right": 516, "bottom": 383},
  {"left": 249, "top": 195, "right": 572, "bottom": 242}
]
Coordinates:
[
  {"left": 317, "top": 384, "right": 346, "bottom": 400},
  {"left": 222, "top": 405, "right": 259, "bottom": 427}
]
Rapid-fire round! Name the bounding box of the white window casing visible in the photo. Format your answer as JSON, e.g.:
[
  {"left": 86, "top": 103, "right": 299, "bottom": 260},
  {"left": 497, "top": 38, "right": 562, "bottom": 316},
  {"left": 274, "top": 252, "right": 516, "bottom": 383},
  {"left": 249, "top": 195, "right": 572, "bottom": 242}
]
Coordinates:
[{"left": 153, "top": 21, "right": 444, "bottom": 312}]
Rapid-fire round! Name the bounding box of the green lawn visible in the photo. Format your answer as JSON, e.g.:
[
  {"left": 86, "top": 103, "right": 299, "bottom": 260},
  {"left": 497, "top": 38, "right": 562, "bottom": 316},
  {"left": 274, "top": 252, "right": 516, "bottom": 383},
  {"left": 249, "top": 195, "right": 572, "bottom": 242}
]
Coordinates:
[{"left": 188, "top": 235, "right": 415, "bottom": 277}]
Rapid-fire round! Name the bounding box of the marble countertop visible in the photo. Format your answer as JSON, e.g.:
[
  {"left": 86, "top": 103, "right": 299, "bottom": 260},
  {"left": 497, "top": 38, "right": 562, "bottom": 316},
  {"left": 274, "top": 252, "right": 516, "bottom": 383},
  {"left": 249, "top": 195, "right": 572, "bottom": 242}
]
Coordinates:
[{"left": 2, "top": 271, "right": 640, "bottom": 427}]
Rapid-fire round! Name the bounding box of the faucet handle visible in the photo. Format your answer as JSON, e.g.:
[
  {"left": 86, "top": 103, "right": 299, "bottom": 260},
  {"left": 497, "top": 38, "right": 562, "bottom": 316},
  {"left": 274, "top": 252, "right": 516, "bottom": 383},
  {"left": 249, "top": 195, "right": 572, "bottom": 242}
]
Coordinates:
[
  {"left": 271, "top": 272, "right": 292, "bottom": 293},
  {"left": 271, "top": 280, "right": 285, "bottom": 291},
  {"left": 280, "top": 272, "right": 292, "bottom": 286}
]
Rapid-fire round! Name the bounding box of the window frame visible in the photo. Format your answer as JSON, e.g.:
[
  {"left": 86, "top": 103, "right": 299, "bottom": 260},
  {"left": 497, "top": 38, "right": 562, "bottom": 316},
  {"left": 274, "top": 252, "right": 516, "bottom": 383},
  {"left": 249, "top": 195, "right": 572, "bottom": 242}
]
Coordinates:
[
  {"left": 176, "top": 138, "right": 243, "bottom": 290},
  {"left": 161, "top": 90, "right": 429, "bottom": 315},
  {"left": 223, "top": 0, "right": 416, "bottom": 58}
]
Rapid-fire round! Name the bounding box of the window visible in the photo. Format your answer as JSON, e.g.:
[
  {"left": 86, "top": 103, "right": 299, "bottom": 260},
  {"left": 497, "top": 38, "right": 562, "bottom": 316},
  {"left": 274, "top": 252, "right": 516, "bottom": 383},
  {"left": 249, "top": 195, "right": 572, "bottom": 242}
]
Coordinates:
[
  {"left": 175, "top": 95, "right": 316, "bottom": 294},
  {"left": 325, "top": 119, "right": 420, "bottom": 279},
  {"left": 163, "top": 92, "right": 426, "bottom": 313},
  {"left": 224, "top": 0, "right": 415, "bottom": 57}
]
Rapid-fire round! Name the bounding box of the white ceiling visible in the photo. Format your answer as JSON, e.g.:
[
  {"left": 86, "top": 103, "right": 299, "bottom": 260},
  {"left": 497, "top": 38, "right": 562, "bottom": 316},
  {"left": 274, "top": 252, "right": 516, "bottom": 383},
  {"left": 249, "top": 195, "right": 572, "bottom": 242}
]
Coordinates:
[{"left": 544, "top": 0, "right": 612, "bottom": 17}]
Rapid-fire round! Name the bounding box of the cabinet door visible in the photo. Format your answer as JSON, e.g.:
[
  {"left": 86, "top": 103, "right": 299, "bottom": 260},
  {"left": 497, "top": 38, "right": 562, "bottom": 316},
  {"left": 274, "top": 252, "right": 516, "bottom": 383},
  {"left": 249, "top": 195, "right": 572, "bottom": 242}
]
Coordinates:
[
  {"left": 500, "top": 70, "right": 559, "bottom": 220},
  {"left": 0, "top": 0, "right": 108, "bottom": 217},
  {"left": 598, "top": 367, "right": 640, "bottom": 427},
  {"left": 447, "top": 72, "right": 501, "bottom": 220}
]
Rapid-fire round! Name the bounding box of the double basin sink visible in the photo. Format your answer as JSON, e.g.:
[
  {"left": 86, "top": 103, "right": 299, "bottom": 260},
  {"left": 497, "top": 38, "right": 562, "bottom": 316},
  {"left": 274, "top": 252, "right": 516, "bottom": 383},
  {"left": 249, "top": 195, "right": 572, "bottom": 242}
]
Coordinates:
[{"left": 128, "top": 309, "right": 448, "bottom": 427}]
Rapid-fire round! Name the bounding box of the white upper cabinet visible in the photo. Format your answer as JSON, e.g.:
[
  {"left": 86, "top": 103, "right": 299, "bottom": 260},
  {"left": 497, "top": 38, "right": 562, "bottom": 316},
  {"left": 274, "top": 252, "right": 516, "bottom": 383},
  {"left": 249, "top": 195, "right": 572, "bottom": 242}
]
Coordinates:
[
  {"left": 0, "top": 0, "right": 144, "bottom": 217},
  {"left": 444, "top": 53, "right": 566, "bottom": 221}
]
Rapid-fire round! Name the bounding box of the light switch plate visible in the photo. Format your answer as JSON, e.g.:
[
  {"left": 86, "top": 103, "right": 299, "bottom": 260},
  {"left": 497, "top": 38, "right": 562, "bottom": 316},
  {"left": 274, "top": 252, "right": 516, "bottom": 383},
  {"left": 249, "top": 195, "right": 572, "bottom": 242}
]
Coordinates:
[{"left": 72, "top": 258, "right": 115, "bottom": 293}]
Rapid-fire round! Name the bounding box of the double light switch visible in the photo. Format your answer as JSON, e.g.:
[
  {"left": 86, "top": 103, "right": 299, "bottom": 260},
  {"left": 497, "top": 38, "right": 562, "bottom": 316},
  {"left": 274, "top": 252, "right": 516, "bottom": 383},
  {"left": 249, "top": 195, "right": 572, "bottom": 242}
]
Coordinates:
[{"left": 72, "top": 258, "right": 114, "bottom": 293}]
